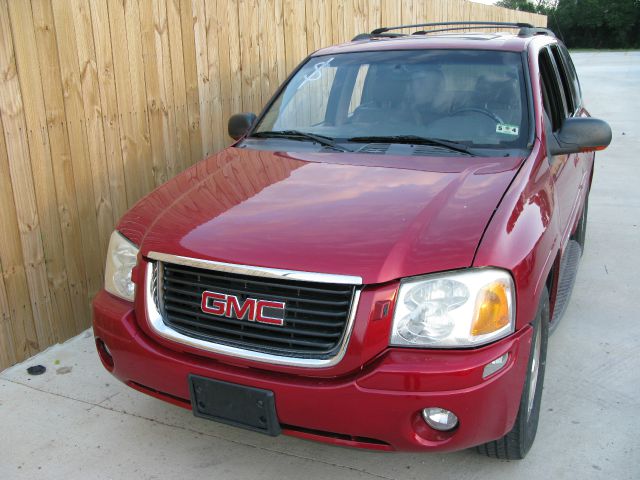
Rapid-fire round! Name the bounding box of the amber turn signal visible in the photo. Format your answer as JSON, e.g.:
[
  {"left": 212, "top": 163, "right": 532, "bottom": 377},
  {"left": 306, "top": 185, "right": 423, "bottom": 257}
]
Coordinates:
[{"left": 471, "top": 281, "right": 511, "bottom": 336}]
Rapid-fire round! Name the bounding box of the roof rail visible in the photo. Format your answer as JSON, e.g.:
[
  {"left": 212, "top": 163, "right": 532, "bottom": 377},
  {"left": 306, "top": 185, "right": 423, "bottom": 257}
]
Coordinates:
[
  {"left": 411, "top": 25, "right": 519, "bottom": 35},
  {"left": 361, "top": 21, "right": 554, "bottom": 39},
  {"left": 371, "top": 21, "right": 534, "bottom": 35}
]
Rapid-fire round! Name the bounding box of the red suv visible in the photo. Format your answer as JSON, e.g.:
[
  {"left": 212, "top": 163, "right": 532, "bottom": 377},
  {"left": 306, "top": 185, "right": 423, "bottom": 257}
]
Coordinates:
[{"left": 93, "top": 22, "right": 611, "bottom": 459}]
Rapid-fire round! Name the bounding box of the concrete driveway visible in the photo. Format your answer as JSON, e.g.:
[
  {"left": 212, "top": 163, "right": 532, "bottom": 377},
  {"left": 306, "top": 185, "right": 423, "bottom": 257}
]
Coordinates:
[{"left": 1, "top": 51, "right": 638, "bottom": 480}]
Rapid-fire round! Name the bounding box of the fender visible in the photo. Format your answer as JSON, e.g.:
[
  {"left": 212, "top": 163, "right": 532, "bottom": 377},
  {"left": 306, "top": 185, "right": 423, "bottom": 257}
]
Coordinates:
[
  {"left": 473, "top": 140, "right": 560, "bottom": 330},
  {"left": 474, "top": 40, "right": 571, "bottom": 330}
]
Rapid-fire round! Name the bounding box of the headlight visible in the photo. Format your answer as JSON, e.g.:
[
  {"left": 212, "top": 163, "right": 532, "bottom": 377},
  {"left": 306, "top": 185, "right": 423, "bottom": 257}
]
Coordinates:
[
  {"left": 390, "top": 269, "right": 515, "bottom": 348},
  {"left": 104, "top": 231, "right": 139, "bottom": 301}
]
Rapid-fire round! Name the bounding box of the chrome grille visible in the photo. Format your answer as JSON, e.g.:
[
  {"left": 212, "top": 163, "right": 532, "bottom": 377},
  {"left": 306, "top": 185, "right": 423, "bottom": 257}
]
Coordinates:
[{"left": 152, "top": 260, "right": 358, "bottom": 359}]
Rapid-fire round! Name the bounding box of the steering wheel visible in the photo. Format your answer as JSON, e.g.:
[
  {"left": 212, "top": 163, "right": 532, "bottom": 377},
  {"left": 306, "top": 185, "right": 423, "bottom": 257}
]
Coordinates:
[{"left": 448, "top": 107, "right": 504, "bottom": 125}]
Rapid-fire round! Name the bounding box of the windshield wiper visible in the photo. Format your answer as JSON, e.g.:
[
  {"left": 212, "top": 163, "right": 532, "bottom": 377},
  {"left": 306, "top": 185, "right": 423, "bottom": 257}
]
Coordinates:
[
  {"left": 251, "top": 130, "right": 352, "bottom": 152},
  {"left": 346, "top": 135, "right": 473, "bottom": 155}
]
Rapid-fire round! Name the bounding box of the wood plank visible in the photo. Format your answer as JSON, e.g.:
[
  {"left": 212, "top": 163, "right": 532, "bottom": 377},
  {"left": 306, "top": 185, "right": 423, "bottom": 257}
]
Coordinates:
[
  {"left": 283, "top": 0, "right": 307, "bottom": 72},
  {"left": 330, "top": 0, "right": 343, "bottom": 45},
  {"left": 267, "top": 0, "right": 284, "bottom": 84},
  {"left": 88, "top": 0, "right": 129, "bottom": 221},
  {"left": 451, "top": 0, "right": 459, "bottom": 23},
  {"left": 178, "top": 0, "right": 203, "bottom": 165},
  {"left": 0, "top": 0, "right": 56, "bottom": 350},
  {"left": 223, "top": 0, "right": 243, "bottom": 114},
  {"left": 304, "top": 0, "right": 322, "bottom": 52},
  {"left": 423, "top": 0, "right": 435, "bottom": 23},
  {"left": 351, "top": 0, "right": 367, "bottom": 37},
  {"left": 332, "top": 2, "right": 348, "bottom": 43},
  {"left": 140, "top": 0, "right": 170, "bottom": 187},
  {"left": 442, "top": 0, "right": 450, "bottom": 22},
  {"left": 470, "top": 0, "right": 477, "bottom": 23},
  {"left": 236, "top": 0, "right": 251, "bottom": 112},
  {"left": 105, "top": 0, "right": 153, "bottom": 205},
  {"left": 154, "top": 0, "right": 180, "bottom": 178},
  {"left": 51, "top": 0, "right": 105, "bottom": 310},
  {"left": 191, "top": 0, "right": 213, "bottom": 156},
  {"left": 0, "top": 106, "right": 38, "bottom": 362},
  {"left": 238, "top": 0, "right": 261, "bottom": 113},
  {"left": 104, "top": 0, "right": 138, "bottom": 199},
  {"left": 69, "top": 0, "right": 116, "bottom": 253},
  {"left": 304, "top": 0, "right": 316, "bottom": 53},
  {"left": 414, "top": 0, "right": 426, "bottom": 24},
  {"left": 214, "top": 0, "right": 239, "bottom": 143},
  {"left": 31, "top": 0, "right": 91, "bottom": 330},
  {"left": 380, "top": 0, "right": 401, "bottom": 30},
  {"left": 203, "top": 0, "right": 224, "bottom": 151},
  {"left": 0, "top": 260, "right": 17, "bottom": 370},
  {"left": 247, "top": 0, "right": 262, "bottom": 109},
  {"left": 8, "top": 0, "right": 75, "bottom": 343},
  {"left": 367, "top": 0, "right": 381, "bottom": 32},
  {"left": 122, "top": 0, "right": 155, "bottom": 192},
  {"left": 401, "top": 0, "right": 415, "bottom": 30},
  {"left": 257, "top": 0, "right": 273, "bottom": 106},
  {"left": 166, "top": 0, "right": 191, "bottom": 173}
]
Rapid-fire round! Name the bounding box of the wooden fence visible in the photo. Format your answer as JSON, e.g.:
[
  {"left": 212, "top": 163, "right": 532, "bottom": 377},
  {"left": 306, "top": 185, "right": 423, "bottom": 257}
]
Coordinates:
[{"left": 0, "top": 0, "right": 546, "bottom": 370}]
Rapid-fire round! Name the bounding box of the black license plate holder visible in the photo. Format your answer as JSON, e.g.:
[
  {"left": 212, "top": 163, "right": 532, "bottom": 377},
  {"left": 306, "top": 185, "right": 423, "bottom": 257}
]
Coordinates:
[{"left": 189, "top": 374, "right": 281, "bottom": 436}]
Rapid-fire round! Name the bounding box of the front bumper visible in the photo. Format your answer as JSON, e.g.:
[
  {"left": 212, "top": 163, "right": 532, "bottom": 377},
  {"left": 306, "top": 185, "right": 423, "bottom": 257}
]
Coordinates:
[{"left": 93, "top": 289, "right": 532, "bottom": 452}]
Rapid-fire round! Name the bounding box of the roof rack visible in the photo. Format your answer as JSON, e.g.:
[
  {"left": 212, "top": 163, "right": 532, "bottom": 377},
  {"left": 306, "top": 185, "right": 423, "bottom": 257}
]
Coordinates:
[
  {"left": 351, "top": 32, "right": 404, "bottom": 41},
  {"left": 411, "top": 25, "right": 515, "bottom": 35},
  {"left": 518, "top": 26, "right": 555, "bottom": 37},
  {"left": 351, "top": 21, "right": 554, "bottom": 41}
]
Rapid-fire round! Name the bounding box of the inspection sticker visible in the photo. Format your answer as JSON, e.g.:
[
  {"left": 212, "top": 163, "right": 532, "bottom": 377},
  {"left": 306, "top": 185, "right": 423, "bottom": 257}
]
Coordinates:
[{"left": 496, "top": 123, "right": 519, "bottom": 136}]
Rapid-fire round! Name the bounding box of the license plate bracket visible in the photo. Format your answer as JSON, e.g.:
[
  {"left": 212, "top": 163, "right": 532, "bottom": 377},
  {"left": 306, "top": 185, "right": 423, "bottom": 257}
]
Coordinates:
[{"left": 188, "top": 374, "right": 281, "bottom": 436}]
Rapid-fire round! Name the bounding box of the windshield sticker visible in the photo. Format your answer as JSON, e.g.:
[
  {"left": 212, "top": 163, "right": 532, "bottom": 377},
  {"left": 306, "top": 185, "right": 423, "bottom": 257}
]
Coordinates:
[
  {"left": 496, "top": 123, "right": 519, "bottom": 136},
  {"left": 298, "top": 57, "right": 334, "bottom": 90}
]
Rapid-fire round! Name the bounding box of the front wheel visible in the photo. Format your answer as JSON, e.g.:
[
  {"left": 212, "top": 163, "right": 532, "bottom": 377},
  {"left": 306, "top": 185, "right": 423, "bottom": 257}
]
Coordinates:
[{"left": 477, "top": 287, "right": 549, "bottom": 460}]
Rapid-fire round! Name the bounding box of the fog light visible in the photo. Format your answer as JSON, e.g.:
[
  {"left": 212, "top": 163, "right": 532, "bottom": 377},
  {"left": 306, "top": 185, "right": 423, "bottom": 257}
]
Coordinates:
[
  {"left": 96, "top": 338, "right": 114, "bottom": 371},
  {"left": 102, "top": 340, "right": 112, "bottom": 357},
  {"left": 482, "top": 352, "right": 509, "bottom": 379},
  {"left": 422, "top": 407, "right": 458, "bottom": 431}
]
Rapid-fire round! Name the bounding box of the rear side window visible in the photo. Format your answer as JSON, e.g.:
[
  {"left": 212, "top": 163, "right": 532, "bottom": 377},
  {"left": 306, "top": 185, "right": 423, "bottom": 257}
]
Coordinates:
[
  {"left": 558, "top": 44, "right": 583, "bottom": 112},
  {"left": 549, "top": 45, "right": 576, "bottom": 115},
  {"left": 539, "top": 48, "right": 565, "bottom": 132}
]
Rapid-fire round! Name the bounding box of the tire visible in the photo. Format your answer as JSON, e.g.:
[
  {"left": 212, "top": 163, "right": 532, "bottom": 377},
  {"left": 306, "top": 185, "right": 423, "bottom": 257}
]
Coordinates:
[
  {"left": 572, "top": 196, "right": 589, "bottom": 251},
  {"left": 476, "top": 287, "right": 549, "bottom": 460}
]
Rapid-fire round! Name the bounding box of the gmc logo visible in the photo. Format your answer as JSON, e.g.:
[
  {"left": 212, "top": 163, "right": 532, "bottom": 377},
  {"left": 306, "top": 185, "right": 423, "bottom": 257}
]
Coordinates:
[{"left": 201, "top": 291, "right": 286, "bottom": 326}]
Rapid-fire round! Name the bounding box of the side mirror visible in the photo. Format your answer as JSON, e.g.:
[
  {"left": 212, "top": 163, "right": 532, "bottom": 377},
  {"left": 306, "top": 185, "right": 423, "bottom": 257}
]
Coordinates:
[
  {"left": 549, "top": 117, "right": 612, "bottom": 156},
  {"left": 228, "top": 112, "right": 257, "bottom": 140}
]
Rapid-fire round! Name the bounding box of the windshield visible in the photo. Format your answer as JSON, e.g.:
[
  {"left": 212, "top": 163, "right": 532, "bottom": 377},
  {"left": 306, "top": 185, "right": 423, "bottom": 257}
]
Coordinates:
[{"left": 254, "top": 49, "right": 530, "bottom": 150}]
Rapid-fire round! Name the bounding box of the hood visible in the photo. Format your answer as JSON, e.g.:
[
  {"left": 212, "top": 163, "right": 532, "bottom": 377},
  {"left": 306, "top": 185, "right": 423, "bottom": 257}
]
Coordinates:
[{"left": 119, "top": 147, "right": 523, "bottom": 284}]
